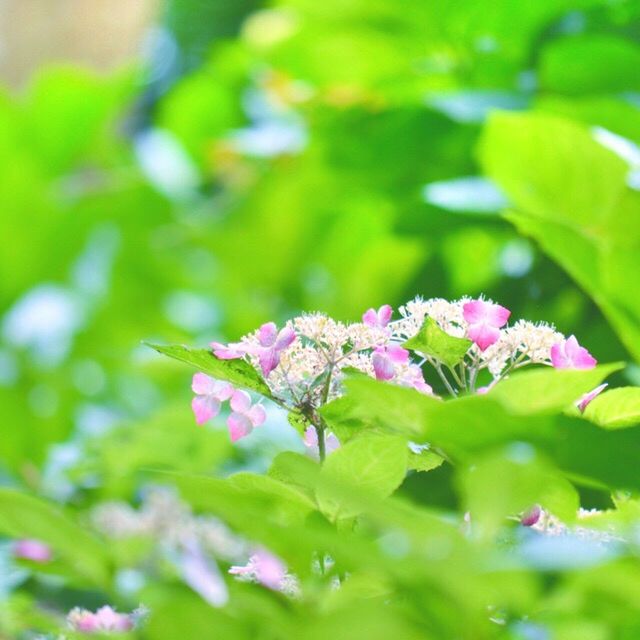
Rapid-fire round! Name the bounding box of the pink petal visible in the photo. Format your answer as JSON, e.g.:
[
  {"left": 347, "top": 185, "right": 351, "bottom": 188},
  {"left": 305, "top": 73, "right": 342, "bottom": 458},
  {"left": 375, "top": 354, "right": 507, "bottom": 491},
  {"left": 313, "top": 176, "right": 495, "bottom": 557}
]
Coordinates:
[
  {"left": 372, "top": 351, "right": 395, "bottom": 380},
  {"left": 192, "top": 395, "right": 221, "bottom": 425},
  {"left": 521, "top": 505, "right": 542, "bottom": 527},
  {"left": 247, "top": 404, "right": 267, "bottom": 427},
  {"left": 230, "top": 389, "right": 252, "bottom": 413},
  {"left": 210, "top": 342, "right": 245, "bottom": 359},
  {"left": 254, "top": 550, "right": 286, "bottom": 590},
  {"left": 377, "top": 304, "right": 393, "bottom": 327},
  {"left": 362, "top": 308, "right": 378, "bottom": 327},
  {"left": 227, "top": 413, "right": 253, "bottom": 442},
  {"left": 462, "top": 299, "right": 489, "bottom": 325},
  {"left": 258, "top": 322, "right": 278, "bottom": 347},
  {"left": 567, "top": 337, "right": 597, "bottom": 369},
  {"left": 303, "top": 426, "right": 318, "bottom": 447},
  {"left": 74, "top": 613, "right": 100, "bottom": 633},
  {"left": 96, "top": 606, "right": 133, "bottom": 632},
  {"left": 550, "top": 342, "right": 570, "bottom": 369},
  {"left": 325, "top": 433, "right": 341, "bottom": 453},
  {"left": 181, "top": 543, "right": 228, "bottom": 607},
  {"left": 577, "top": 383, "right": 608, "bottom": 413},
  {"left": 258, "top": 347, "right": 280, "bottom": 376},
  {"left": 14, "top": 539, "right": 51, "bottom": 563},
  {"left": 485, "top": 303, "right": 510, "bottom": 328},
  {"left": 192, "top": 372, "right": 216, "bottom": 395},
  {"left": 212, "top": 381, "right": 235, "bottom": 402},
  {"left": 387, "top": 345, "right": 409, "bottom": 364},
  {"left": 275, "top": 326, "right": 296, "bottom": 351},
  {"left": 467, "top": 323, "right": 500, "bottom": 351}
]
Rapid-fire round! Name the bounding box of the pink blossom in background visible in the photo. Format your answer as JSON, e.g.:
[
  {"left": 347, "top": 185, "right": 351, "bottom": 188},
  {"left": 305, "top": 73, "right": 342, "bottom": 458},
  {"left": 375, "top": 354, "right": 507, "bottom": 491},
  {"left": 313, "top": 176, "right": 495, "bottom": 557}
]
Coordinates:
[
  {"left": 68, "top": 605, "right": 139, "bottom": 633},
  {"left": 521, "top": 505, "right": 542, "bottom": 527},
  {"left": 577, "top": 383, "right": 608, "bottom": 413},
  {"left": 551, "top": 335, "right": 597, "bottom": 370},
  {"left": 229, "top": 550, "right": 286, "bottom": 591},
  {"left": 303, "top": 426, "right": 340, "bottom": 456},
  {"left": 13, "top": 539, "right": 51, "bottom": 563},
  {"left": 180, "top": 541, "right": 228, "bottom": 607},
  {"left": 463, "top": 299, "right": 511, "bottom": 351},
  {"left": 362, "top": 304, "right": 393, "bottom": 328},
  {"left": 191, "top": 373, "right": 234, "bottom": 425},
  {"left": 396, "top": 364, "right": 433, "bottom": 395},
  {"left": 372, "top": 345, "right": 409, "bottom": 381},
  {"left": 227, "top": 390, "right": 266, "bottom": 442}
]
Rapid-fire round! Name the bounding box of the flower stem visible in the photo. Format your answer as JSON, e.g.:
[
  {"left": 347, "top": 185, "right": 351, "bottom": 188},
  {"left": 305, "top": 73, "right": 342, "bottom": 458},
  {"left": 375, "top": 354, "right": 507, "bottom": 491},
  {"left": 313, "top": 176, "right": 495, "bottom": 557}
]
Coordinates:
[
  {"left": 316, "top": 424, "right": 326, "bottom": 463},
  {"left": 433, "top": 361, "right": 457, "bottom": 397}
]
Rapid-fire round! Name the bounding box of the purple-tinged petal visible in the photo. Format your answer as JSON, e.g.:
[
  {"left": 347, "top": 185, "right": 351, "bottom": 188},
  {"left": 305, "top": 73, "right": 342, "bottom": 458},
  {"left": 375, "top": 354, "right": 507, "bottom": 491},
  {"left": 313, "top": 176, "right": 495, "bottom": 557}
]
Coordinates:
[
  {"left": 550, "top": 341, "right": 570, "bottom": 369},
  {"left": 13, "top": 539, "right": 51, "bottom": 563},
  {"left": 192, "top": 396, "right": 221, "bottom": 425},
  {"left": 95, "top": 606, "right": 134, "bottom": 632},
  {"left": 372, "top": 350, "right": 395, "bottom": 380},
  {"left": 521, "top": 505, "right": 542, "bottom": 527},
  {"left": 69, "top": 610, "right": 100, "bottom": 633},
  {"left": 210, "top": 342, "right": 245, "bottom": 359},
  {"left": 258, "top": 347, "right": 281, "bottom": 376},
  {"left": 325, "top": 433, "right": 341, "bottom": 453},
  {"left": 303, "top": 426, "right": 318, "bottom": 447},
  {"left": 275, "top": 326, "right": 296, "bottom": 351},
  {"left": 467, "top": 323, "right": 500, "bottom": 351},
  {"left": 258, "top": 322, "right": 278, "bottom": 347},
  {"left": 230, "top": 389, "right": 252, "bottom": 413},
  {"left": 181, "top": 542, "right": 228, "bottom": 607},
  {"left": 551, "top": 336, "right": 596, "bottom": 369},
  {"left": 212, "top": 381, "right": 235, "bottom": 402},
  {"left": 227, "top": 413, "right": 253, "bottom": 442},
  {"left": 253, "top": 550, "right": 286, "bottom": 591},
  {"left": 378, "top": 304, "right": 393, "bottom": 327},
  {"left": 577, "top": 383, "right": 608, "bottom": 413},
  {"left": 247, "top": 404, "right": 267, "bottom": 427},
  {"left": 362, "top": 308, "right": 378, "bottom": 327},
  {"left": 192, "top": 372, "right": 216, "bottom": 395}
]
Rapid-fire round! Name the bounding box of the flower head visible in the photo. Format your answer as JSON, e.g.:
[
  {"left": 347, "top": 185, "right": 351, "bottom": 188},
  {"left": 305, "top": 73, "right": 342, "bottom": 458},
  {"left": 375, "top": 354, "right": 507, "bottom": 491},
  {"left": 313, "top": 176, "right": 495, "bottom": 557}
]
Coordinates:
[
  {"left": 13, "top": 539, "right": 51, "bottom": 563},
  {"left": 521, "top": 505, "right": 542, "bottom": 527},
  {"left": 362, "top": 304, "right": 392, "bottom": 329},
  {"left": 463, "top": 299, "right": 511, "bottom": 351},
  {"left": 551, "top": 335, "right": 597, "bottom": 370},
  {"left": 191, "top": 373, "right": 234, "bottom": 425},
  {"left": 67, "top": 605, "right": 142, "bottom": 633},
  {"left": 227, "top": 390, "right": 266, "bottom": 442}
]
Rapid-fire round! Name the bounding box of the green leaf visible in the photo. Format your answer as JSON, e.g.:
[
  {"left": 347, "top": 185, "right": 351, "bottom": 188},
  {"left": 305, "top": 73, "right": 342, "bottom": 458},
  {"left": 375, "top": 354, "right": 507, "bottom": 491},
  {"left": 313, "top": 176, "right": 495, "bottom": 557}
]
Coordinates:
[
  {"left": 0, "top": 489, "right": 110, "bottom": 587},
  {"left": 489, "top": 363, "right": 623, "bottom": 415},
  {"left": 404, "top": 316, "right": 472, "bottom": 368},
  {"left": 146, "top": 343, "right": 272, "bottom": 397},
  {"left": 583, "top": 387, "right": 640, "bottom": 429},
  {"left": 407, "top": 449, "right": 444, "bottom": 473},
  {"left": 316, "top": 433, "right": 408, "bottom": 520},
  {"left": 268, "top": 451, "right": 321, "bottom": 497}
]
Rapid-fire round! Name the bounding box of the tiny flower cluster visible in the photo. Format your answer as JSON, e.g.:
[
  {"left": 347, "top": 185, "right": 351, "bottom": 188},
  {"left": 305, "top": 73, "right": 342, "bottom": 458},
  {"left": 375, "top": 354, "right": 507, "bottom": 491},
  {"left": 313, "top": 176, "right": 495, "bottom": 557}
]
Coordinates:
[
  {"left": 192, "top": 296, "right": 599, "bottom": 447},
  {"left": 67, "top": 605, "right": 147, "bottom": 634}
]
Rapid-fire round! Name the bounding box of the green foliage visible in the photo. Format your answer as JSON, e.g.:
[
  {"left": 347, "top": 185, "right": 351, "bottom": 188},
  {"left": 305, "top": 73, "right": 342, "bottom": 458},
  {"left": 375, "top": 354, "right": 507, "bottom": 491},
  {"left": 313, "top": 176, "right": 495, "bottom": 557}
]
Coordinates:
[
  {"left": 404, "top": 316, "right": 472, "bottom": 369},
  {"left": 583, "top": 387, "right": 640, "bottom": 428}
]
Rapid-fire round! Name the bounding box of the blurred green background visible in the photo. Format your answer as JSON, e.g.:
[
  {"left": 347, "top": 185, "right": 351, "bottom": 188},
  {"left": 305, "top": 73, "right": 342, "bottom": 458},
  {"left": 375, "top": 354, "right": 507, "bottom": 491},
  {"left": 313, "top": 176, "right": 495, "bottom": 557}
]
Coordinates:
[{"left": 2, "top": 0, "right": 640, "bottom": 637}]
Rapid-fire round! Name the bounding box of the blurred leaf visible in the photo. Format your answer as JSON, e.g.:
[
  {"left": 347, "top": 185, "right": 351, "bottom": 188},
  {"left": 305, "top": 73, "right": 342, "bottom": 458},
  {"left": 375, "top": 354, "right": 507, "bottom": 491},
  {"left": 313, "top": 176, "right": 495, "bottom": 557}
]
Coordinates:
[
  {"left": 0, "top": 489, "right": 110, "bottom": 587},
  {"left": 316, "top": 433, "right": 408, "bottom": 519},
  {"left": 582, "top": 387, "right": 640, "bottom": 429}
]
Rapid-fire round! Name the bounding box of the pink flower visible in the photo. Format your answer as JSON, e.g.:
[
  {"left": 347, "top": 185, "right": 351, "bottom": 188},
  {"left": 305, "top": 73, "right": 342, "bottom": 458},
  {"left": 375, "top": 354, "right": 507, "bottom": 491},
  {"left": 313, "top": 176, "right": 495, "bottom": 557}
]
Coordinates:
[
  {"left": 212, "top": 322, "right": 296, "bottom": 377},
  {"left": 551, "top": 335, "right": 597, "bottom": 370},
  {"left": 227, "top": 390, "right": 266, "bottom": 442},
  {"left": 180, "top": 541, "right": 228, "bottom": 607},
  {"left": 396, "top": 364, "right": 433, "bottom": 395},
  {"left": 463, "top": 299, "right": 511, "bottom": 351},
  {"left": 372, "top": 345, "right": 409, "bottom": 381},
  {"left": 362, "top": 304, "right": 393, "bottom": 328},
  {"left": 521, "top": 505, "right": 542, "bottom": 527},
  {"left": 303, "top": 426, "right": 340, "bottom": 457},
  {"left": 68, "top": 606, "right": 138, "bottom": 633},
  {"left": 229, "top": 550, "right": 286, "bottom": 591},
  {"left": 577, "top": 383, "right": 607, "bottom": 413},
  {"left": 13, "top": 539, "right": 51, "bottom": 563},
  {"left": 191, "top": 373, "right": 234, "bottom": 425}
]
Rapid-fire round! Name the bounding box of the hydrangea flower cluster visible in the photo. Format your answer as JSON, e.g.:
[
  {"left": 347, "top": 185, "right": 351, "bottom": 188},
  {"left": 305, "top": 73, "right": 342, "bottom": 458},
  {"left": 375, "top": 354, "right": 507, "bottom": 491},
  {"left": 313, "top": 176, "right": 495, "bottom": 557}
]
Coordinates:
[
  {"left": 193, "top": 296, "right": 598, "bottom": 457},
  {"left": 67, "top": 605, "right": 147, "bottom": 634}
]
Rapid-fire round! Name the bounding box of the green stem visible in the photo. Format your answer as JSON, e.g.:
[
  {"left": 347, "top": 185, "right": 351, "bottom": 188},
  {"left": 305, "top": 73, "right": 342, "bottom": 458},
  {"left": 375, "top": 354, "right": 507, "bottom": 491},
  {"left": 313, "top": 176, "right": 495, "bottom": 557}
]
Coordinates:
[
  {"left": 433, "top": 361, "right": 457, "bottom": 397},
  {"left": 316, "top": 425, "right": 326, "bottom": 463}
]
